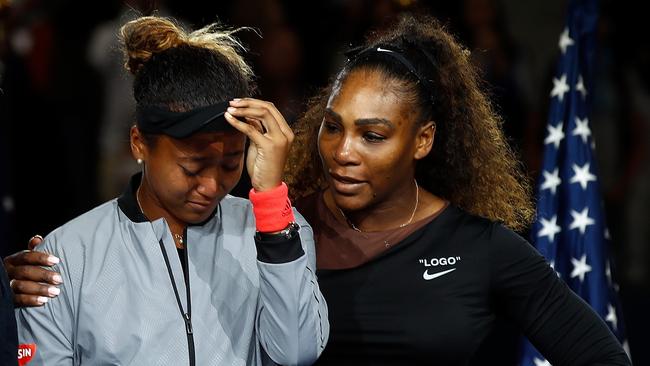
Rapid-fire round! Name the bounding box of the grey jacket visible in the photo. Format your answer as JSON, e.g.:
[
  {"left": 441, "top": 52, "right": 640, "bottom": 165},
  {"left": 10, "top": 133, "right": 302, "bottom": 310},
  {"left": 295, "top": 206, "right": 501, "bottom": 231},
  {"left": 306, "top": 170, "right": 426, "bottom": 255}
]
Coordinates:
[{"left": 16, "top": 177, "right": 329, "bottom": 365}]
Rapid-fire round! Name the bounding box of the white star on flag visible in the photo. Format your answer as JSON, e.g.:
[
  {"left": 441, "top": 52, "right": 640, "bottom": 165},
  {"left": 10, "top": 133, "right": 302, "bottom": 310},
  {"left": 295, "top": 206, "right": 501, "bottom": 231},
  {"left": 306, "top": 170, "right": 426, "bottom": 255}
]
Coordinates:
[
  {"left": 572, "top": 117, "right": 591, "bottom": 143},
  {"left": 605, "top": 304, "right": 618, "bottom": 330},
  {"left": 541, "top": 168, "right": 562, "bottom": 194},
  {"left": 522, "top": 2, "right": 629, "bottom": 363},
  {"left": 558, "top": 27, "right": 574, "bottom": 54},
  {"left": 538, "top": 215, "right": 562, "bottom": 242},
  {"left": 576, "top": 74, "right": 587, "bottom": 99},
  {"left": 569, "top": 207, "right": 595, "bottom": 234},
  {"left": 544, "top": 122, "right": 565, "bottom": 149},
  {"left": 550, "top": 74, "right": 570, "bottom": 102},
  {"left": 570, "top": 163, "right": 596, "bottom": 190},
  {"left": 570, "top": 254, "right": 592, "bottom": 282}
]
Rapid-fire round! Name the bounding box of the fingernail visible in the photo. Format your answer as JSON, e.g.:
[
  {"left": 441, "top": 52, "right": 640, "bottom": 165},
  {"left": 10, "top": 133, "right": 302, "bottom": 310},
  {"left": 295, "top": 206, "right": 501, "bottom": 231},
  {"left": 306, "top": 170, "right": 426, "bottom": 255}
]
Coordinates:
[
  {"left": 48, "top": 287, "right": 60, "bottom": 296},
  {"left": 227, "top": 107, "right": 236, "bottom": 113},
  {"left": 232, "top": 98, "right": 241, "bottom": 102},
  {"left": 52, "top": 274, "right": 63, "bottom": 284},
  {"left": 37, "top": 296, "right": 49, "bottom": 304},
  {"left": 47, "top": 256, "right": 60, "bottom": 265}
]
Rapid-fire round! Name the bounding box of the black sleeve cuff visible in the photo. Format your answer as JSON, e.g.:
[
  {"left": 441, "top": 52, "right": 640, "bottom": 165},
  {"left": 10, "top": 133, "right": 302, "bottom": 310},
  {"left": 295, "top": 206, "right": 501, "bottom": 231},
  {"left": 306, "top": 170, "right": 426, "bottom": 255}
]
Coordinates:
[{"left": 255, "top": 233, "right": 305, "bottom": 264}]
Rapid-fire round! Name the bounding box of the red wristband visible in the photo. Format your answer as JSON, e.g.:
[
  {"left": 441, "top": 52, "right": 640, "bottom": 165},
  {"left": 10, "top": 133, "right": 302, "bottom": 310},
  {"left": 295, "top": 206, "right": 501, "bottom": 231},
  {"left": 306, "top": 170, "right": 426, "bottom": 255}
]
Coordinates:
[{"left": 249, "top": 182, "right": 295, "bottom": 232}]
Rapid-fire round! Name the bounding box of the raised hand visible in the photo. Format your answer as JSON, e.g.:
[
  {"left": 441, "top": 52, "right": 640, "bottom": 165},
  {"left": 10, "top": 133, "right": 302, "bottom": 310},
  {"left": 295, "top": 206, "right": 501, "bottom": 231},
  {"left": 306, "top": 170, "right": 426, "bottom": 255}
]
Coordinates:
[{"left": 224, "top": 98, "right": 294, "bottom": 192}]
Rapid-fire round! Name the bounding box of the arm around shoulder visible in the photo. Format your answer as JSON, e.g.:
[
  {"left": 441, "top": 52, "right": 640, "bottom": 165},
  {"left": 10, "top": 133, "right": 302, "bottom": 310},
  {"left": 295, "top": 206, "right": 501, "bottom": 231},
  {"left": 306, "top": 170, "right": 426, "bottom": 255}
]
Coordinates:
[{"left": 15, "top": 236, "right": 76, "bottom": 365}]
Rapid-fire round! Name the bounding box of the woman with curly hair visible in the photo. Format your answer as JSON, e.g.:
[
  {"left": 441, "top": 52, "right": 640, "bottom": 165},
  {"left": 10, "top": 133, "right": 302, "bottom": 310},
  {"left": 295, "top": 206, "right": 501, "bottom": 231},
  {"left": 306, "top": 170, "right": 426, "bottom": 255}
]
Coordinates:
[{"left": 286, "top": 13, "right": 629, "bottom": 365}]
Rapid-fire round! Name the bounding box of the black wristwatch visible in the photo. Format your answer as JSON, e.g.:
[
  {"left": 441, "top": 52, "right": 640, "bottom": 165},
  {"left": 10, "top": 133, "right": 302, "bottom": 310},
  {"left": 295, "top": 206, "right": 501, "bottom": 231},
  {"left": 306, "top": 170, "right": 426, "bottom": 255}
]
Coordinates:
[{"left": 255, "top": 222, "right": 300, "bottom": 241}]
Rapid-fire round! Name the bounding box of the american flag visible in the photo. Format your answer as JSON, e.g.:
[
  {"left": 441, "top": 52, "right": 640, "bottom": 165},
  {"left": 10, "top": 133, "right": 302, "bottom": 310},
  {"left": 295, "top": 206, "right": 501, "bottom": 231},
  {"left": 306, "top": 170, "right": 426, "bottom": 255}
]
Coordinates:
[{"left": 518, "top": 0, "right": 629, "bottom": 365}]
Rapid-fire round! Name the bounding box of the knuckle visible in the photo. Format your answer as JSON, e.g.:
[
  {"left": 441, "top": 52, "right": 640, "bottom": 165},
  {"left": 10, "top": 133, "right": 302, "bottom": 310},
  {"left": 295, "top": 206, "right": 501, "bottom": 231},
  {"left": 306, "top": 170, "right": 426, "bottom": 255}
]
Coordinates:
[
  {"left": 14, "top": 295, "right": 34, "bottom": 307},
  {"left": 24, "top": 251, "right": 38, "bottom": 263},
  {"left": 28, "top": 252, "right": 49, "bottom": 266},
  {"left": 12, "top": 294, "right": 23, "bottom": 306},
  {"left": 12, "top": 280, "right": 24, "bottom": 293},
  {"left": 14, "top": 250, "right": 30, "bottom": 262},
  {"left": 258, "top": 109, "right": 270, "bottom": 118},
  {"left": 37, "top": 284, "right": 49, "bottom": 296},
  {"left": 3, "top": 261, "right": 14, "bottom": 273},
  {"left": 15, "top": 266, "right": 28, "bottom": 279},
  {"left": 5, "top": 267, "right": 15, "bottom": 280},
  {"left": 4, "top": 252, "right": 20, "bottom": 265}
]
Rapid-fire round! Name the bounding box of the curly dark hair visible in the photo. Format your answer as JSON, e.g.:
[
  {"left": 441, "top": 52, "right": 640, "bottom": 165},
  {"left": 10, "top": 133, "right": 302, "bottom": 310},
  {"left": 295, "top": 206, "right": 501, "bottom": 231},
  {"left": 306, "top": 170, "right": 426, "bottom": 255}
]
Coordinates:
[{"left": 286, "top": 13, "right": 534, "bottom": 231}]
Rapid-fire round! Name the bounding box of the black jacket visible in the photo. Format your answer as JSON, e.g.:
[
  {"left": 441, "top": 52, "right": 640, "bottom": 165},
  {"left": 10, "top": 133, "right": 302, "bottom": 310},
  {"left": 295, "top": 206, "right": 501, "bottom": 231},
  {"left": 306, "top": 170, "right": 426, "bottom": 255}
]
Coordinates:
[{"left": 0, "top": 260, "right": 18, "bottom": 366}]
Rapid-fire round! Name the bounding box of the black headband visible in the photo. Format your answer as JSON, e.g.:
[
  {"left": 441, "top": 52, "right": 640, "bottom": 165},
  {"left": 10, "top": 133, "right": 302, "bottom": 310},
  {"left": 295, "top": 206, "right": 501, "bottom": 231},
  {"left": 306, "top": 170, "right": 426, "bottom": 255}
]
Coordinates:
[
  {"left": 345, "top": 44, "right": 436, "bottom": 104},
  {"left": 136, "top": 101, "right": 232, "bottom": 139}
]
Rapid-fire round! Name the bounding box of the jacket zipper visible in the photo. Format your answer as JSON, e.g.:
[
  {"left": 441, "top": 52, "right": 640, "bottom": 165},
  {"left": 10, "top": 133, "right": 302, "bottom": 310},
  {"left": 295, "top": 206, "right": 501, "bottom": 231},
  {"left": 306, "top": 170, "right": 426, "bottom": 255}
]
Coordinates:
[
  {"left": 181, "top": 228, "right": 196, "bottom": 366},
  {"left": 158, "top": 228, "right": 196, "bottom": 366}
]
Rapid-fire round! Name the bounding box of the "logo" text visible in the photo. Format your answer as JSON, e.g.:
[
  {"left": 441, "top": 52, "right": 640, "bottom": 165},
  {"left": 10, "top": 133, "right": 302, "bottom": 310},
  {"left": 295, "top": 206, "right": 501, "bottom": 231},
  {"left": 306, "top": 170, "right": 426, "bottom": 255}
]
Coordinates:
[{"left": 418, "top": 256, "right": 461, "bottom": 267}]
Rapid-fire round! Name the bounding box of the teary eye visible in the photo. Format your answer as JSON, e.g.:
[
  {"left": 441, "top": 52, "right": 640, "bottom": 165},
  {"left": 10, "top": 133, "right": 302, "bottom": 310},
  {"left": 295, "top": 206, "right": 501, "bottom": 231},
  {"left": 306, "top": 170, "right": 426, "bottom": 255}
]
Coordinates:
[{"left": 180, "top": 165, "right": 199, "bottom": 177}]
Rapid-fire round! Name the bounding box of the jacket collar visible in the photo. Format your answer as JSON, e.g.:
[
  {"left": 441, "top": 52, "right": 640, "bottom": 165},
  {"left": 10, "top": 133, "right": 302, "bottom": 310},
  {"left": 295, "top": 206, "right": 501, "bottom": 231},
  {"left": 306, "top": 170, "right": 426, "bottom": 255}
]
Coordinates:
[{"left": 117, "top": 172, "right": 149, "bottom": 223}]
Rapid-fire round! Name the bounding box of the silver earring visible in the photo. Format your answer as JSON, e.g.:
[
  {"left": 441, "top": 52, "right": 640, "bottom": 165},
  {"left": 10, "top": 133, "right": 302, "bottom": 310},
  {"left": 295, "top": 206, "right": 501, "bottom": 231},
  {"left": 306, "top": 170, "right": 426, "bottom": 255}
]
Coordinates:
[{"left": 137, "top": 159, "right": 143, "bottom": 165}]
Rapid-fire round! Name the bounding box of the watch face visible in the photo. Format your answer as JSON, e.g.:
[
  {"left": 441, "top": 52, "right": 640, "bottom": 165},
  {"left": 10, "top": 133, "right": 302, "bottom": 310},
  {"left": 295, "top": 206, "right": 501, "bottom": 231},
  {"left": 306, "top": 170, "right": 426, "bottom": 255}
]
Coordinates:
[
  {"left": 279, "top": 222, "right": 297, "bottom": 238},
  {"left": 256, "top": 222, "right": 299, "bottom": 241}
]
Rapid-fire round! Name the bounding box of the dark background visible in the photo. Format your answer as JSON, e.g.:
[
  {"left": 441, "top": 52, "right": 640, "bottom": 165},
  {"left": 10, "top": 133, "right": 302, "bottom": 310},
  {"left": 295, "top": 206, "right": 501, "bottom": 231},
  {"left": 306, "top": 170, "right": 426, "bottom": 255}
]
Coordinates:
[{"left": 1, "top": 0, "right": 648, "bottom": 363}]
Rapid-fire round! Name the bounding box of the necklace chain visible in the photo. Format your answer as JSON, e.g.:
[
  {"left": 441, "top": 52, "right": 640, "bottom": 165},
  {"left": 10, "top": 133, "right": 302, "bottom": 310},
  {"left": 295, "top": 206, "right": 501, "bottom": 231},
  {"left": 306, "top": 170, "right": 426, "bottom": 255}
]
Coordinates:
[
  {"left": 172, "top": 233, "right": 184, "bottom": 245},
  {"left": 338, "top": 179, "right": 419, "bottom": 233},
  {"left": 136, "top": 186, "right": 184, "bottom": 245}
]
